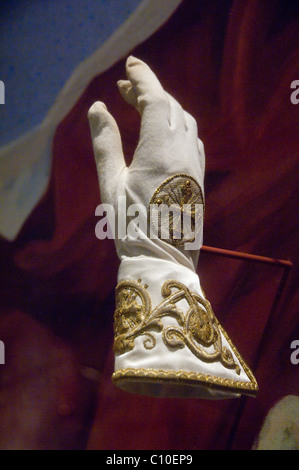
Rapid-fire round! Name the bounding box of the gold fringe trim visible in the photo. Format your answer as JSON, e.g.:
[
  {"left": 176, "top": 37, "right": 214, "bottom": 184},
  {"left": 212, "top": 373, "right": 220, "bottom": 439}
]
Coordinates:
[{"left": 112, "top": 367, "right": 259, "bottom": 397}]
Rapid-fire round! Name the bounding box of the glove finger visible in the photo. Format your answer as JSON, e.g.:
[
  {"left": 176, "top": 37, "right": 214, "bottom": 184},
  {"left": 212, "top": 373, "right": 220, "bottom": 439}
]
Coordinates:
[
  {"left": 88, "top": 101, "right": 126, "bottom": 202},
  {"left": 117, "top": 80, "right": 139, "bottom": 110},
  {"left": 126, "top": 56, "right": 169, "bottom": 115},
  {"left": 126, "top": 57, "right": 191, "bottom": 134}
]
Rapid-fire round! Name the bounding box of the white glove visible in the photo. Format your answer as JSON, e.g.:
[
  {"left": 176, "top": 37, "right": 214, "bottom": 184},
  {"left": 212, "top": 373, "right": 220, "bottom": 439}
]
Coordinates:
[{"left": 88, "top": 56, "right": 258, "bottom": 399}]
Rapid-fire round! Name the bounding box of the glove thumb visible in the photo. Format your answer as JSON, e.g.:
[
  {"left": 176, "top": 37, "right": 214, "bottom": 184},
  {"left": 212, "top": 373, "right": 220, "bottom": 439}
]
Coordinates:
[{"left": 88, "top": 101, "right": 126, "bottom": 203}]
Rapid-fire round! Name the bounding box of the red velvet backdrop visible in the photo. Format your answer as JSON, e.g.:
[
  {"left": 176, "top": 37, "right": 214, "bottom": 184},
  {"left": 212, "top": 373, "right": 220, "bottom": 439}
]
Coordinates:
[{"left": 0, "top": 0, "right": 298, "bottom": 450}]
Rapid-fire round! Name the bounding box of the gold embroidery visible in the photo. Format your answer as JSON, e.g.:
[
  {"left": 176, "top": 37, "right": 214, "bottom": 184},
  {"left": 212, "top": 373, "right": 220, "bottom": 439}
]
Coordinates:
[
  {"left": 148, "top": 174, "right": 204, "bottom": 247},
  {"left": 114, "top": 279, "right": 241, "bottom": 375},
  {"left": 112, "top": 367, "right": 259, "bottom": 397}
]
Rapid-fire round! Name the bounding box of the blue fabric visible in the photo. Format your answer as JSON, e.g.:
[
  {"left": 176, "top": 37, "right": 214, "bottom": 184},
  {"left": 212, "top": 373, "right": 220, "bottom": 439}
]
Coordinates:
[{"left": 0, "top": 0, "right": 142, "bottom": 146}]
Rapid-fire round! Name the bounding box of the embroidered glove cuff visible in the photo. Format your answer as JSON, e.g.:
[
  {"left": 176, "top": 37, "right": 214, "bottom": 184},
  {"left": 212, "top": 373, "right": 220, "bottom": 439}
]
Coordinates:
[{"left": 112, "top": 257, "right": 258, "bottom": 399}]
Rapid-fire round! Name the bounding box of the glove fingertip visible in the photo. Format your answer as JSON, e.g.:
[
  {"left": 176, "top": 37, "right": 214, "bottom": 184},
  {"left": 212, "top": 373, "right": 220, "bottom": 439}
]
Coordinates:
[
  {"left": 126, "top": 55, "right": 144, "bottom": 68},
  {"left": 117, "top": 80, "right": 132, "bottom": 94},
  {"left": 88, "top": 101, "right": 108, "bottom": 121},
  {"left": 118, "top": 80, "right": 139, "bottom": 110}
]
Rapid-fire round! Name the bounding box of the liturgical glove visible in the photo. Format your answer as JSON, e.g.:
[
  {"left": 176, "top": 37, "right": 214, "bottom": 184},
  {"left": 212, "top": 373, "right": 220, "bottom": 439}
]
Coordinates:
[{"left": 88, "top": 56, "right": 258, "bottom": 399}]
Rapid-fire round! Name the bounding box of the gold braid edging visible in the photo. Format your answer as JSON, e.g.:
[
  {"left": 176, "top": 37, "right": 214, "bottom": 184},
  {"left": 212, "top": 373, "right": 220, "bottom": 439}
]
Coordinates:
[{"left": 112, "top": 367, "right": 259, "bottom": 397}]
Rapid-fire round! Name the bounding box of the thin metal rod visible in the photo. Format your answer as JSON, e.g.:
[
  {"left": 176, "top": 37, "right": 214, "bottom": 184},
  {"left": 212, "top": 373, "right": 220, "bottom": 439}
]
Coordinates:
[{"left": 201, "top": 245, "right": 292, "bottom": 268}]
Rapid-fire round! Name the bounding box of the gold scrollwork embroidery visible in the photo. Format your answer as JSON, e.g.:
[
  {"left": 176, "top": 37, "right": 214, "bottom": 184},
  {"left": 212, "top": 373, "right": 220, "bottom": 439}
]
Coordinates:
[
  {"left": 113, "top": 279, "right": 241, "bottom": 375},
  {"left": 148, "top": 174, "right": 204, "bottom": 247}
]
